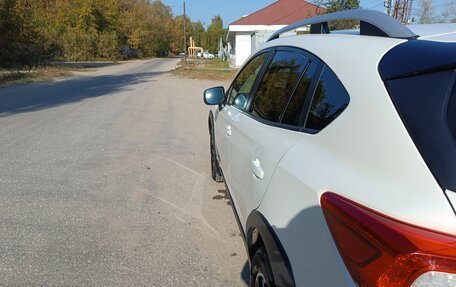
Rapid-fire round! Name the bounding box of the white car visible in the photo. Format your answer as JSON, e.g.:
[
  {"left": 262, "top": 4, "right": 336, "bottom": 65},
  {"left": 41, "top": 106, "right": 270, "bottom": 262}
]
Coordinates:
[
  {"left": 203, "top": 51, "right": 215, "bottom": 59},
  {"left": 203, "top": 10, "right": 456, "bottom": 287}
]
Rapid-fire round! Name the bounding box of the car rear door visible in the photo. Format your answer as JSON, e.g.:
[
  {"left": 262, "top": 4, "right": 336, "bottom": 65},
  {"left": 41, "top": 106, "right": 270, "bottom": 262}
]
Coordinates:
[{"left": 227, "top": 48, "right": 319, "bottom": 225}]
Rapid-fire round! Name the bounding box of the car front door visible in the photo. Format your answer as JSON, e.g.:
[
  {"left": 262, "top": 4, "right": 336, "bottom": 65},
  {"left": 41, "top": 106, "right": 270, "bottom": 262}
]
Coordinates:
[
  {"left": 228, "top": 48, "right": 318, "bottom": 225},
  {"left": 215, "top": 51, "right": 270, "bottom": 187}
]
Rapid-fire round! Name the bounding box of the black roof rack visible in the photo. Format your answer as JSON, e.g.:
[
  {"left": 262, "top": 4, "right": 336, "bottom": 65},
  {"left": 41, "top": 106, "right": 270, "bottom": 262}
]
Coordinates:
[{"left": 267, "top": 9, "right": 419, "bottom": 42}]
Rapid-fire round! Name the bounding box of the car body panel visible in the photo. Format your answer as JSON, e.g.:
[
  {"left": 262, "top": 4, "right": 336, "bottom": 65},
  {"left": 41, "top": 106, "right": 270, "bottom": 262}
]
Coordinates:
[
  {"left": 446, "top": 190, "right": 456, "bottom": 212},
  {"left": 227, "top": 106, "right": 300, "bottom": 227},
  {"left": 252, "top": 35, "right": 456, "bottom": 286},
  {"left": 254, "top": 35, "right": 456, "bottom": 235},
  {"left": 258, "top": 165, "right": 355, "bottom": 287},
  {"left": 210, "top": 29, "right": 456, "bottom": 287},
  {"left": 214, "top": 106, "right": 231, "bottom": 183}
]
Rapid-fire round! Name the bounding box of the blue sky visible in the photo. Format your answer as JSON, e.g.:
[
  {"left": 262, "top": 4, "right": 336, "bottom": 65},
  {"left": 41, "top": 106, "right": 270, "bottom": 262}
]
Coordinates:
[{"left": 161, "top": 0, "right": 448, "bottom": 27}]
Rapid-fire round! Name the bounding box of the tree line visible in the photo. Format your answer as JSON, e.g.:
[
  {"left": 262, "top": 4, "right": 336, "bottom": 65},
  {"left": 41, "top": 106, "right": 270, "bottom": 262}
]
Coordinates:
[
  {"left": 418, "top": 0, "right": 456, "bottom": 24},
  {"left": 316, "top": 0, "right": 456, "bottom": 26},
  {"left": 2, "top": 0, "right": 454, "bottom": 69},
  {"left": 0, "top": 0, "right": 226, "bottom": 68}
]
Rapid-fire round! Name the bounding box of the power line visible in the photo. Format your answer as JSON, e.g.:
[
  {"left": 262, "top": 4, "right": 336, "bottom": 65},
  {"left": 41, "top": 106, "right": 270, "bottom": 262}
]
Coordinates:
[{"left": 369, "top": 1, "right": 385, "bottom": 9}]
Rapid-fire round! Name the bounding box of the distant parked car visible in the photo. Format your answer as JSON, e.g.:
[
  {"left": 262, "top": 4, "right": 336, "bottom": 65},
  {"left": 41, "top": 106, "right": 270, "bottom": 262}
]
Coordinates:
[
  {"left": 203, "top": 51, "right": 215, "bottom": 59},
  {"left": 204, "top": 10, "right": 456, "bottom": 287}
]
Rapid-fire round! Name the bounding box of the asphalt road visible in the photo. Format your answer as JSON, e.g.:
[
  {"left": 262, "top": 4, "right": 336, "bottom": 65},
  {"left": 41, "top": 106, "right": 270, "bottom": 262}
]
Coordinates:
[{"left": 0, "top": 59, "right": 248, "bottom": 286}]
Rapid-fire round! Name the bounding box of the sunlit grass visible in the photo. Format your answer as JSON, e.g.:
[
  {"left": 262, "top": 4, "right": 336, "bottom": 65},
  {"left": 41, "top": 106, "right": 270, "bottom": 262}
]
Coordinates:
[
  {"left": 0, "top": 65, "right": 90, "bottom": 85},
  {"left": 172, "top": 59, "right": 237, "bottom": 81}
]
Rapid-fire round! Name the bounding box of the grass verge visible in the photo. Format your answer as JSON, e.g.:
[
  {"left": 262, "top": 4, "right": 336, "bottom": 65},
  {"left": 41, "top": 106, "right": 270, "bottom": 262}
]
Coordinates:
[
  {"left": 0, "top": 65, "right": 92, "bottom": 85},
  {"left": 171, "top": 59, "right": 237, "bottom": 81}
]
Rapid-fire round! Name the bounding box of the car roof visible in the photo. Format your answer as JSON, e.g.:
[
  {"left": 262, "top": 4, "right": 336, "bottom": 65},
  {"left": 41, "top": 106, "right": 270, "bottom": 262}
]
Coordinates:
[
  {"left": 261, "top": 33, "right": 404, "bottom": 88},
  {"left": 330, "top": 23, "right": 456, "bottom": 42},
  {"left": 261, "top": 23, "right": 455, "bottom": 82}
]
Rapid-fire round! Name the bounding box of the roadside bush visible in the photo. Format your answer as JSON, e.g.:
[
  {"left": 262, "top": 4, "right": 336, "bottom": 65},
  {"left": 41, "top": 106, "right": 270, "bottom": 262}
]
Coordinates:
[
  {"left": 62, "top": 29, "right": 98, "bottom": 61},
  {"left": 97, "top": 32, "right": 120, "bottom": 60}
]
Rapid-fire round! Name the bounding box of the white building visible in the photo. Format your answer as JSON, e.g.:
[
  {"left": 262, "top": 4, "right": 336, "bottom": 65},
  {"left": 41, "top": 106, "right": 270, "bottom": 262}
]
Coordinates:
[{"left": 227, "top": 0, "right": 326, "bottom": 67}]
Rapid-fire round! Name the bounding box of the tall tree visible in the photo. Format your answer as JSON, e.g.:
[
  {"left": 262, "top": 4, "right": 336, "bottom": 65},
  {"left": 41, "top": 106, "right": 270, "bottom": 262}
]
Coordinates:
[
  {"left": 191, "top": 21, "right": 207, "bottom": 50},
  {"left": 324, "top": 0, "right": 360, "bottom": 29},
  {"left": 170, "top": 15, "right": 192, "bottom": 54},
  {"left": 312, "top": 0, "right": 359, "bottom": 29},
  {"left": 418, "top": 0, "right": 435, "bottom": 24},
  {"left": 0, "top": 0, "right": 53, "bottom": 67},
  {"left": 206, "top": 15, "right": 225, "bottom": 54},
  {"left": 0, "top": 0, "right": 224, "bottom": 67},
  {"left": 440, "top": 0, "right": 456, "bottom": 23}
]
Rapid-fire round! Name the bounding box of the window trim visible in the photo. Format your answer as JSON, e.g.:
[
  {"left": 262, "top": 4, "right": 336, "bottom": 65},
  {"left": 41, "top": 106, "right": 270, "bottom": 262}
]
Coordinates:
[
  {"left": 278, "top": 60, "right": 311, "bottom": 124},
  {"left": 247, "top": 48, "right": 312, "bottom": 124},
  {"left": 226, "top": 46, "right": 350, "bottom": 135},
  {"left": 301, "top": 64, "right": 351, "bottom": 134},
  {"left": 299, "top": 63, "right": 325, "bottom": 134},
  {"left": 225, "top": 48, "right": 274, "bottom": 111},
  {"left": 245, "top": 46, "right": 321, "bottom": 116},
  {"left": 246, "top": 47, "right": 321, "bottom": 128}
]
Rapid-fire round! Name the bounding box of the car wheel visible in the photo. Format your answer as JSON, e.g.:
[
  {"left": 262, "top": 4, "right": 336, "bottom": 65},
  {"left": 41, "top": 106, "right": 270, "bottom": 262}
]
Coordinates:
[
  {"left": 250, "top": 247, "right": 275, "bottom": 287},
  {"left": 210, "top": 131, "right": 224, "bottom": 182}
]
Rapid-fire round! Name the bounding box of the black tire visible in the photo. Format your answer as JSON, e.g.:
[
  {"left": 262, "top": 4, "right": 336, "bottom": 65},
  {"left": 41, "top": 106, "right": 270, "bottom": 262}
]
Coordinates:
[
  {"left": 250, "top": 247, "right": 275, "bottom": 287},
  {"left": 210, "top": 131, "right": 224, "bottom": 182}
]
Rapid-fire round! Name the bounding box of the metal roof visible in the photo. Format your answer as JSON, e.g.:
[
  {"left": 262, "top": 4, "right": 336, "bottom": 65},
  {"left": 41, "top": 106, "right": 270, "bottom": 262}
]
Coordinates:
[{"left": 229, "top": 0, "right": 326, "bottom": 26}]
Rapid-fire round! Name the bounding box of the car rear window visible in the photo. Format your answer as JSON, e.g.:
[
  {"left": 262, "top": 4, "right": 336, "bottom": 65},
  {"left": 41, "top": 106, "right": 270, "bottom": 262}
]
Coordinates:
[
  {"left": 305, "top": 66, "right": 350, "bottom": 132},
  {"left": 385, "top": 69, "right": 456, "bottom": 191}
]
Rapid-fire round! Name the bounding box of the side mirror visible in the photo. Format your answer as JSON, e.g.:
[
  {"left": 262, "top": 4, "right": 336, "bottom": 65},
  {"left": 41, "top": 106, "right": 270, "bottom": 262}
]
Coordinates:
[{"left": 203, "top": 86, "right": 225, "bottom": 106}]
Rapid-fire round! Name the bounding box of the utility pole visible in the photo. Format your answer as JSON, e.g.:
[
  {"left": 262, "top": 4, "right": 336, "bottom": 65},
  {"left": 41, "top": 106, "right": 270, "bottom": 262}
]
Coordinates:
[{"left": 183, "top": 0, "right": 187, "bottom": 64}]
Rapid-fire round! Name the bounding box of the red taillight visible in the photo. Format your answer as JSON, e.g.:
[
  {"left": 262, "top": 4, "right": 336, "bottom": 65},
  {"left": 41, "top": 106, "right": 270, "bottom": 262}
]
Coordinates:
[{"left": 320, "top": 192, "right": 456, "bottom": 287}]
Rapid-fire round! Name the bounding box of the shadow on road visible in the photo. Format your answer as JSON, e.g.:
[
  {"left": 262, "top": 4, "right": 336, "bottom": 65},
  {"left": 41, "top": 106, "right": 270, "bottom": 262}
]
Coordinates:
[
  {"left": 212, "top": 189, "right": 232, "bottom": 206},
  {"left": 0, "top": 71, "right": 165, "bottom": 117}
]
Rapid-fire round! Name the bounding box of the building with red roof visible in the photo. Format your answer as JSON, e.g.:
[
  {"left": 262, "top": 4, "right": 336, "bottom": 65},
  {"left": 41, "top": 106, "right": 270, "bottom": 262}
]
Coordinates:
[{"left": 227, "top": 0, "right": 326, "bottom": 66}]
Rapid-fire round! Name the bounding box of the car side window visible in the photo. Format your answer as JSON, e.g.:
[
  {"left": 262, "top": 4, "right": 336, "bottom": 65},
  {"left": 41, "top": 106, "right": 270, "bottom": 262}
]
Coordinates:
[
  {"left": 305, "top": 66, "right": 350, "bottom": 132},
  {"left": 227, "top": 53, "right": 268, "bottom": 110},
  {"left": 251, "top": 51, "right": 309, "bottom": 123},
  {"left": 281, "top": 63, "right": 317, "bottom": 126}
]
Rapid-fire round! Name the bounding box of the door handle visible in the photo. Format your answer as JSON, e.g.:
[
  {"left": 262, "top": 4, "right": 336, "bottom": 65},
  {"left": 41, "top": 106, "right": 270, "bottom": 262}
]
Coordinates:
[
  {"left": 251, "top": 157, "right": 264, "bottom": 180},
  {"left": 226, "top": 125, "right": 232, "bottom": 136}
]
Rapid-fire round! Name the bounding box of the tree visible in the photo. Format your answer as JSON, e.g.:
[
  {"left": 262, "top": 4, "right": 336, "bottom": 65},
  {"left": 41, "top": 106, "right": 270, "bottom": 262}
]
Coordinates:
[
  {"left": 312, "top": 0, "right": 360, "bottom": 29},
  {"left": 325, "top": 0, "right": 360, "bottom": 29},
  {"left": 170, "top": 15, "right": 192, "bottom": 54},
  {"left": 148, "top": 0, "right": 173, "bottom": 56},
  {"left": 0, "top": 0, "right": 227, "bottom": 67},
  {"left": 418, "top": 0, "right": 435, "bottom": 24},
  {"left": 0, "top": 0, "right": 54, "bottom": 68},
  {"left": 191, "top": 21, "right": 207, "bottom": 50},
  {"left": 440, "top": 0, "right": 456, "bottom": 23},
  {"left": 206, "top": 15, "right": 225, "bottom": 54},
  {"left": 119, "top": 0, "right": 173, "bottom": 57}
]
